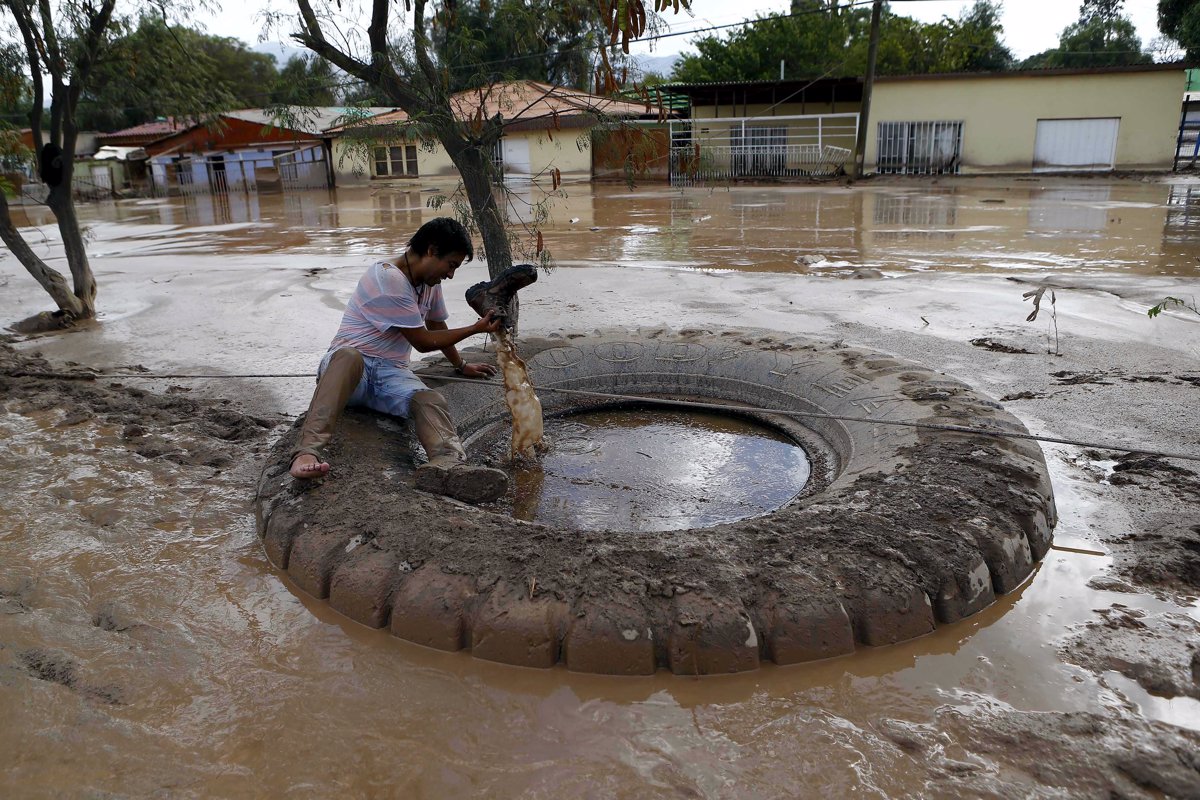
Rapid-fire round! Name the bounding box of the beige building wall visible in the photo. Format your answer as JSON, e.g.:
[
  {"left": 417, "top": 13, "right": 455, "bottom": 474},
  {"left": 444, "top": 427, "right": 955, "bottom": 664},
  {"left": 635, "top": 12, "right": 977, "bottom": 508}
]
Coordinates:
[
  {"left": 526, "top": 130, "right": 592, "bottom": 177},
  {"left": 330, "top": 136, "right": 456, "bottom": 187},
  {"left": 329, "top": 138, "right": 371, "bottom": 185},
  {"left": 869, "top": 70, "right": 1185, "bottom": 173},
  {"left": 330, "top": 127, "right": 594, "bottom": 187}
]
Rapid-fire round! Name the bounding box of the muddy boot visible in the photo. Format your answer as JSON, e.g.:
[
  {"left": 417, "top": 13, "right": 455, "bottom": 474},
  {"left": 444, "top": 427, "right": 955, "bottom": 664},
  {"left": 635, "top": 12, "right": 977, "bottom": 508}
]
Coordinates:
[
  {"left": 465, "top": 264, "right": 538, "bottom": 329},
  {"left": 414, "top": 462, "right": 509, "bottom": 504}
]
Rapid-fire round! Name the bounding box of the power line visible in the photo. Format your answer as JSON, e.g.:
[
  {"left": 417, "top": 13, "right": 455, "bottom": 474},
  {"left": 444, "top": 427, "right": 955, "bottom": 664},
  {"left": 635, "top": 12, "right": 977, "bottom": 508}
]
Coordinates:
[
  {"left": 7, "top": 367, "right": 1198, "bottom": 463},
  {"left": 14, "top": 1, "right": 1162, "bottom": 127},
  {"left": 65, "top": 0, "right": 962, "bottom": 114}
]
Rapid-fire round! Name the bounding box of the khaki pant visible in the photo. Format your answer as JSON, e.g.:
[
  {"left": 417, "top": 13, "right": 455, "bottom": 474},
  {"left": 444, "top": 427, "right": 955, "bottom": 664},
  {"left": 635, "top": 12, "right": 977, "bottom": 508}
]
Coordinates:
[{"left": 292, "top": 348, "right": 466, "bottom": 468}]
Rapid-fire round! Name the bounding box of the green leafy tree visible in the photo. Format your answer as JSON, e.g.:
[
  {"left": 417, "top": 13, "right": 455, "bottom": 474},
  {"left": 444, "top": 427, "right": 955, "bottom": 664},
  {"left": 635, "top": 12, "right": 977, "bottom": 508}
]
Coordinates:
[
  {"left": 77, "top": 15, "right": 279, "bottom": 132},
  {"left": 1159, "top": 0, "right": 1200, "bottom": 59},
  {"left": 432, "top": 0, "right": 610, "bottom": 92},
  {"left": 0, "top": 42, "right": 33, "bottom": 189},
  {"left": 927, "top": 0, "right": 1014, "bottom": 72},
  {"left": 1022, "top": 0, "right": 1150, "bottom": 68},
  {"left": 270, "top": 54, "right": 338, "bottom": 106},
  {"left": 197, "top": 35, "right": 279, "bottom": 107},
  {"left": 0, "top": 41, "right": 32, "bottom": 128},
  {"left": 672, "top": 8, "right": 856, "bottom": 82},
  {"left": 0, "top": 0, "right": 124, "bottom": 322},
  {"left": 672, "top": 0, "right": 1011, "bottom": 81}
]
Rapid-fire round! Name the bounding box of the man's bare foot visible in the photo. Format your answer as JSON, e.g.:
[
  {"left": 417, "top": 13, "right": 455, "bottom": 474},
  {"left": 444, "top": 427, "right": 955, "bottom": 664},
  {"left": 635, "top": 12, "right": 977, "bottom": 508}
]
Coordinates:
[{"left": 290, "top": 453, "right": 331, "bottom": 480}]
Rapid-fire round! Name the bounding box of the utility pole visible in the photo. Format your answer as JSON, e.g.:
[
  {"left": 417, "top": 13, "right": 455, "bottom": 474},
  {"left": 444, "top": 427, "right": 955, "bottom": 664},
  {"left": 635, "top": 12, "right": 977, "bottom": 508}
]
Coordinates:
[{"left": 853, "top": 0, "right": 883, "bottom": 178}]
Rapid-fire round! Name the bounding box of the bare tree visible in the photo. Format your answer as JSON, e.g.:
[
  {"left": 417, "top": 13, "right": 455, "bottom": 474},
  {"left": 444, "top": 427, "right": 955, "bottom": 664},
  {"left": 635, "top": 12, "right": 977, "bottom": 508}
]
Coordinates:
[
  {"left": 0, "top": 0, "right": 119, "bottom": 325},
  {"left": 285, "top": 0, "right": 686, "bottom": 279}
]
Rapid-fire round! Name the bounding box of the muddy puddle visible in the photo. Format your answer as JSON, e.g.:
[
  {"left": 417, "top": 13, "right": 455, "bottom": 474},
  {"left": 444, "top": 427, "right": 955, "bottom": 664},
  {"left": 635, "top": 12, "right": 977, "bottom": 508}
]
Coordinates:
[
  {"left": 473, "top": 406, "right": 812, "bottom": 532},
  {"left": 2, "top": 176, "right": 1199, "bottom": 796}
]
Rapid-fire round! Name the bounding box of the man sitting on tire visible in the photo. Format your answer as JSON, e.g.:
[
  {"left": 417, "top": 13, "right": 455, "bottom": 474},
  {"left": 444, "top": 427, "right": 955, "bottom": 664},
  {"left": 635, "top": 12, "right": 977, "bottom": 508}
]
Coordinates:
[{"left": 289, "top": 217, "right": 508, "bottom": 504}]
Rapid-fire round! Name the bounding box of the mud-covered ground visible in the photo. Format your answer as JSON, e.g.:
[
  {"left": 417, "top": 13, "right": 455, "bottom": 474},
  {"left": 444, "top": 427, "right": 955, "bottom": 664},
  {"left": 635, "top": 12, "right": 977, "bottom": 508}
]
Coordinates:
[{"left": 2, "top": 177, "right": 1199, "bottom": 797}]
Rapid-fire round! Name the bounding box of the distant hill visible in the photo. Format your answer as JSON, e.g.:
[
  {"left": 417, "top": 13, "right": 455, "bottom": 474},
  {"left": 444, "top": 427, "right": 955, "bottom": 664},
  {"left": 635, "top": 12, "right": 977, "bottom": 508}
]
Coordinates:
[
  {"left": 253, "top": 41, "right": 309, "bottom": 66},
  {"left": 633, "top": 53, "right": 681, "bottom": 79}
]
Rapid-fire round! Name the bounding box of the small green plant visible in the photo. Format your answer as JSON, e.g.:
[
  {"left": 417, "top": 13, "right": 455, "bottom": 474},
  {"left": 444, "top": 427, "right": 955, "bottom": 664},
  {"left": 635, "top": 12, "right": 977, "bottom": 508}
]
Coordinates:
[
  {"left": 1023, "top": 284, "right": 1060, "bottom": 356},
  {"left": 1147, "top": 296, "right": 1199, "bottom": 318}
]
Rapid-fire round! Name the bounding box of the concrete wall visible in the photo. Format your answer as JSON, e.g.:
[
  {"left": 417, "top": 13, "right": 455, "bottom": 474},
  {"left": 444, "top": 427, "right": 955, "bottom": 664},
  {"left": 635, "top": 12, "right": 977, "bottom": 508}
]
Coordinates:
[
  {"left": 330, "top": 138, "right": 453, "bottom": 187},
  {"left": 869, "top": 70, "right": 1185, "bottom": 173},
  {"left": 527, "top": 129, "right": 592, "bottom": 178}
]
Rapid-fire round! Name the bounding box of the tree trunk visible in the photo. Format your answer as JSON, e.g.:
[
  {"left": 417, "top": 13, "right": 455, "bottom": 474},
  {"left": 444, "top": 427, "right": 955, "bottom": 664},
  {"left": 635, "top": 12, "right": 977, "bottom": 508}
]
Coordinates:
[
  {"left": 445, "top": 141, "right": 513, "bottom": 280},
  {"left": 47, "top": 184, "right": 97, "bottom": 317},
  {"left": 0, "top": 190, "right": 86, "bottom": 319}
]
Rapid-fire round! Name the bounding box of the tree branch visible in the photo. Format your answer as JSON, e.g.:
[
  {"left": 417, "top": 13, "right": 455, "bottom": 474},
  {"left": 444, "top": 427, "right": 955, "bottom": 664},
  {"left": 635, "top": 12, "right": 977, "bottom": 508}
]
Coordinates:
[
  {"left": 0, "top": 190, "right": 83, "bottom": 317},
  {"left": 65, "top": 0, "right": 119, "bottom": 137}
]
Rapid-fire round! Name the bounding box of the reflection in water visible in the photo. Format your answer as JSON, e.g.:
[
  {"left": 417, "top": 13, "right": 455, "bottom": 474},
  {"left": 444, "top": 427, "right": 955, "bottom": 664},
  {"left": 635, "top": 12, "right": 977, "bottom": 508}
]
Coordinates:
[
  {"left": 371, "top": 189, "right": 424, "bottom": 230},
  {"left": 1164, "top": 183, "right": 1200, "bottom": 248},
  {"left": 24, "top": 178, "right": 1196, "bottom": 275},
  {"left": 1027, "top": 187, "right": 1111, "bottom": 237},
  {"left": 872, "top": 189, "right": 958, "bottom": 226},
  {"left": 481, "top": 407, "right": 811, "bottom": 532},
  {"left": 870, "top": 189, "right": 960, "bottom": 243}
]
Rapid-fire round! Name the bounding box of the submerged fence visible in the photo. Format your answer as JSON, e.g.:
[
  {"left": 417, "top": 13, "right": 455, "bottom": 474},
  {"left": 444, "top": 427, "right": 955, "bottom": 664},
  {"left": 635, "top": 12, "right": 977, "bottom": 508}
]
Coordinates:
[
  {"left": 20, "top": 176, "right": 115, "bottom": 204},
  {"left": 151, "top": 145, "right": 330, "bottom": 197}
]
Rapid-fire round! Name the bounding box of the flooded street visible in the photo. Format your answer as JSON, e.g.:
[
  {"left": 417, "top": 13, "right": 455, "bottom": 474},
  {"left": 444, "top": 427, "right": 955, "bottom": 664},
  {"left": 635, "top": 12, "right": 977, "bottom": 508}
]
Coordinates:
[{"left": 2, "top": 177, "right": 1199, "bottom": 797}]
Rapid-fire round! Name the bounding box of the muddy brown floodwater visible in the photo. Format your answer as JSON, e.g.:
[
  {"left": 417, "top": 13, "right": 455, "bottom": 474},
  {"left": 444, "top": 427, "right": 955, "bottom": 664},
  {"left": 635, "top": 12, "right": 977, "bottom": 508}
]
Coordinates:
[
  {"left": 473, "top": 406, "right": 813, "bottom": 532},
  {"left": 2, "top": 175, "right": 1200, "bottom": 797}
]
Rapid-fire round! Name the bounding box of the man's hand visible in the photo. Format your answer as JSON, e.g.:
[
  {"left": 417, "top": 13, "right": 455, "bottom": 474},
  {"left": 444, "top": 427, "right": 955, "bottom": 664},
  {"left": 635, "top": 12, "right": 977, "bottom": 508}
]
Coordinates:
[
  {"left": 459, "top": 362, "right": 497, "bottom": 378},
  {"left": 473, "top": 309, "right": 503, "bottom": 335}
]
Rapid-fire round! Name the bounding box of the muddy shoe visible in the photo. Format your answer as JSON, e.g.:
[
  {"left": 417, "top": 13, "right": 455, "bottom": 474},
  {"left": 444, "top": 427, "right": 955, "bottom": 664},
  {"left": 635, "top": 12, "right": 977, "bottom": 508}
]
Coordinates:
[
  {"left": 465, "top": 264, "right": 538, "bottom": 329},
  {"left": 414, "top": 463, "right": 508, "bottom": 504}
]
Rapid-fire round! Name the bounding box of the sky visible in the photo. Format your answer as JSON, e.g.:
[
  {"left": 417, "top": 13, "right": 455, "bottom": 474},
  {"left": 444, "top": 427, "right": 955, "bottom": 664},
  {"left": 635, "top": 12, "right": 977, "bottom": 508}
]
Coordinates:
[{"left": 194, "top": 0, "right": 1171, "bottom": 64}]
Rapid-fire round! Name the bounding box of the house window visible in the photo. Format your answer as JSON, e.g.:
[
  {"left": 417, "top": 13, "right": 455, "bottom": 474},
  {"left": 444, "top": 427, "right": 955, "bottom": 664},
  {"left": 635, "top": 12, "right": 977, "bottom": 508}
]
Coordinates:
[
  {"left": 876, "top": 121, "right": 963, "bottom": 175},
  {"left": 373, "top": 145, "right": 418, "bottom": 177}
]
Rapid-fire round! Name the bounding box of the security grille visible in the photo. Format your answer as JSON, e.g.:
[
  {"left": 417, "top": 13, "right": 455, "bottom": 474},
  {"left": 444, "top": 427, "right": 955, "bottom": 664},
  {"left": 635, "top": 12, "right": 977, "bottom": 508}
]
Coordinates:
[{"left": 876, "top": 121, "right": 963, "bottom": 175}]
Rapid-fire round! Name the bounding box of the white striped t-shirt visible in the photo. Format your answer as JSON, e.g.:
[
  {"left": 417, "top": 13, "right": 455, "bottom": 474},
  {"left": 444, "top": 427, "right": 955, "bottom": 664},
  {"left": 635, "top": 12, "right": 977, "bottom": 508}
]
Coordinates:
[{"left": 327, "top": 260, "right": 449, "bottom": 367}]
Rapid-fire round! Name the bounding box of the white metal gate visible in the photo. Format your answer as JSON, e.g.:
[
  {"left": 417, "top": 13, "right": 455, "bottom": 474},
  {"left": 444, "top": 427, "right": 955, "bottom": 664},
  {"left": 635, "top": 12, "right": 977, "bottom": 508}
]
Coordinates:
[
  {"left": 501, "top": 138, "right": 532, "bottom": 179},
  {"left": 1033, "top": 118, "right": 1119, "bottom": 172},
  {"left": 666, "top": 113, "right": 857, "bottom": 186}
]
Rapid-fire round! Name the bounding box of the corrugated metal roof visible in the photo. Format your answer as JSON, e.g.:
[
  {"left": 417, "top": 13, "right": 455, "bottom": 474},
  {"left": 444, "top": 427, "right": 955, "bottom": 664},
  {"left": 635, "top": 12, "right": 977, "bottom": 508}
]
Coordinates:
[
  {"left": 876, "top": 61, "right": 1190, "bottom": 83},
  {"left": 226, "top": 107, "right": 394, "bottom": 134},
  {"left": 102, "top": 118, "right": 187, "bottom": 138},
  {"left": 662, "top": 62, "right": 1191, "bottom": 94}
]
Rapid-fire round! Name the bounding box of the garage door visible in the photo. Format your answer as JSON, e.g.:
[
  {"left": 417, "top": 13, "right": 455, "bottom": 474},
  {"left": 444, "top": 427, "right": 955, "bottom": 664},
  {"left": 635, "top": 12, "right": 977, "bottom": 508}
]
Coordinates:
[
  {"left": 501, "top": 137, "right": 531, "bottom": 179},
  {"left": 1033, "top": 118, "right": 1119, "bottom": 172}
]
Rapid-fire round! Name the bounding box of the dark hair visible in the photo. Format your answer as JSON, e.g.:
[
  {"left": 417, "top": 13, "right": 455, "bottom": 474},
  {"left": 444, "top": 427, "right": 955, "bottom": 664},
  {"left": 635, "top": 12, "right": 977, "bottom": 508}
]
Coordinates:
[{"left": 409, "top": 217, "right": 474, "bottom": 261}]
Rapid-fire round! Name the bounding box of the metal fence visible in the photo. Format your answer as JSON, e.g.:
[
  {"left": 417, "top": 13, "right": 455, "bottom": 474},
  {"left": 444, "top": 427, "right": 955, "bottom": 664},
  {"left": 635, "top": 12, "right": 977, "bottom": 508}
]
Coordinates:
[
  {"left": 1175, "top": 109, "right": 1200, "bottom": 171},
  {"left": 151, "top": 145, "right": 330, "bottom": 197},
  {"left": 666, "top": 113, "right": 858, "bottom": 186},
  {"left": 277, "top": 146, "right": 330, "bottom": 191},
  {"left": 20, "top": 176, "right": 115, "bottom": 204},
  {"left": 875, "top": 120, "right": 963, "bottom": 175}
]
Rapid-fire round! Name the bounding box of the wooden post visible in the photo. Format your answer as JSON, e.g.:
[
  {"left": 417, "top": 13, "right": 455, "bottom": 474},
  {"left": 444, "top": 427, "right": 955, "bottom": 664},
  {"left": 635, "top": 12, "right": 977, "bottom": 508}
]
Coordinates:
[{"left": 853, "top": 0, "right": 883, "bottom": 178}]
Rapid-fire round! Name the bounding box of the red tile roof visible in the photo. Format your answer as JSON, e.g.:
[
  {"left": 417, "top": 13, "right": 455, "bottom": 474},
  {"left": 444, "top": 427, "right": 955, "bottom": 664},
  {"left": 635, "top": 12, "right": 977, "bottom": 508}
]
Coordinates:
[{"left": 327, "top": 80, "right": 661, "bottom": 133}]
